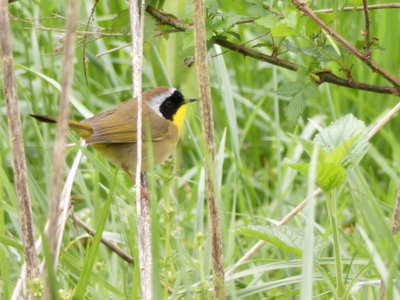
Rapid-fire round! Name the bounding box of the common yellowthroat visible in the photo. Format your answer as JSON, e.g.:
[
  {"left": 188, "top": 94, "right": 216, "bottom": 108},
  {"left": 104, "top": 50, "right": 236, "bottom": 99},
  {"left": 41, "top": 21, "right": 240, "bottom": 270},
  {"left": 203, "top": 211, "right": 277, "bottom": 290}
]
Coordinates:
[{"left": 31, "top": 87, "right": 196, "bottom": 173}]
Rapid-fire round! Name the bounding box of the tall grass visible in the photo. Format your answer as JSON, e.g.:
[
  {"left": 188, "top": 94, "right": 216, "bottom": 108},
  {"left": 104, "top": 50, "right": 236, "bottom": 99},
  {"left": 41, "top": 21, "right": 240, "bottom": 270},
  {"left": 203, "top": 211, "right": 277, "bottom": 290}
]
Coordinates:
[{"left": 1, "top": 0, "right": 399, "bottom": 298}]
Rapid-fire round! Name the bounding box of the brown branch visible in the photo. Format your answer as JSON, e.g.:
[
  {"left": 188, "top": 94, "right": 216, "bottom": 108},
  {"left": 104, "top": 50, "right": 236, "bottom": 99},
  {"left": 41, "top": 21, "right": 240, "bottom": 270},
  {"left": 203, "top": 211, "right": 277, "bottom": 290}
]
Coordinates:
[
  {"left": 47, "top": 0, "right": 81, "bottom": 268},
  {"left": 192, "top": 0, "right": 226, "bottom": 298},
  {"left": 70, "top": 212, "right": 134, "bottom": 264},
  {"left": 362, "top": 0, "right": 371, "bottom": 58},
  {"left": 292, "top": 0, "right": 400, "bottom": 91},
  {"left": 0, "top": 0, "right": 40, "bottom": 286},
  {"left": 145, "top": 5, "right": 398, "bottom": 96},
  {"left": 146, "top": 6, "right": 191, "bottom": 31},
  {"left": 314, "top": 4, "right": 400, "bottom": 13}
]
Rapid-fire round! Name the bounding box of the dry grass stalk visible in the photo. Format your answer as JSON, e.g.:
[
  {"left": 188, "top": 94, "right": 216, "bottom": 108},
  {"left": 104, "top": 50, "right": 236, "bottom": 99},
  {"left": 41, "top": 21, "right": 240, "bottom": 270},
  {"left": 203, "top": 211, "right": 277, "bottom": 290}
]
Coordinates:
[
  {"left": 128, "top": 0, "right": 152, "bottom": 298},
  {"left": 47, "top": 0, "right": 81, "bottom": 268},
  {"left": 0, "top": 0, "right": 40, "bottom": 294},
  {"left": 192, "top": 0, "right": 226, "bottom": 298}
]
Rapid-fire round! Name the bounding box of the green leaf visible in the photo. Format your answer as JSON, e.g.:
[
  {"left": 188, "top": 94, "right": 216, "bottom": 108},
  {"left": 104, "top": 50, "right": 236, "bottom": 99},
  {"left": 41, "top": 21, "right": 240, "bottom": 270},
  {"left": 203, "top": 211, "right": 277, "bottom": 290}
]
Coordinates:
[
  {"left": 221, "top": 12, "right": 243, "bottom": 29},
  {"left": 286, "top": 92, "right": 306, "bottom": 125},
  {"left": 283, "top": 11, "right": 298, "bottom": 28},
  {"left": 289, "top": 160, "right": 347, "bottom": 192},
  {"left": 276, "top": 81, "right": 303, "bottom": 97},
  {"left": 271, "top": 23, "right": 295, "bottom": 37},
  {"left": 314, "top": 114, "right": 369, "bottom": 167},
  {"left": 255, "top": 15, "right": 280, "bottom": 29},
  {"left": 144, "top": 15, "right": 156, "bottom": 43},
  {"left": 289, "top": 138, "right": 359, "bottom": 192},
  {"left": 316, "top": 162, "right": 346, "bottom": 191},
  {"left": 205, "top": 0, "right": 219, "bottom": 16},
  {"left": 182, "top": 31, "right": 194, "bottom": 50},
  {"left": 246, "top": 0, "right": 266, "bottom": 18},
  {"left": 238, "top": 225, "right": 305, "bottom": 255},
  {"left": 289, "top": 162, "right": 310, "bottom": 176}
]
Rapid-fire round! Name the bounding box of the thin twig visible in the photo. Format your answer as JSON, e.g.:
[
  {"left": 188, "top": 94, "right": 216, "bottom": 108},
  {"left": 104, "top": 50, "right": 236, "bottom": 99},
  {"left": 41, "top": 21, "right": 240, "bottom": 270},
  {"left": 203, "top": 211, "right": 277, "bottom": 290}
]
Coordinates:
[
  {"left": 192, "top": 0, "right": 226, "bottom": 298},
  {"left": 362, "top": 0, "right": 371, "bottom": 58},
  {"left": 82, "top": 0, "right": 99, "bottom": 85},
  {"left": 129, "top": 0, "right": 152, "bottom": 299},
  {"left": 292, "top": 0, "right": 400, "bottom": 91},
  {"left": 145, "top": 6, "right": 399, "bottom": 96},
  {"left": 366, "top": 102, "right": 400, "bottom": 140},
  {"left": 70, "top": 212, "right": 134, "bottom": 264},
  {"left": 96, "top": 43, "right": 132, "bottom": 57},
  {"left": 0, "top": 0, "right": 40, "bottom": 290},
  {"left": 47, "top": 0, "right": 81, "bottom": 268},
  {"left": 314, "top": 4, "right": 400, "bottom": 13}
]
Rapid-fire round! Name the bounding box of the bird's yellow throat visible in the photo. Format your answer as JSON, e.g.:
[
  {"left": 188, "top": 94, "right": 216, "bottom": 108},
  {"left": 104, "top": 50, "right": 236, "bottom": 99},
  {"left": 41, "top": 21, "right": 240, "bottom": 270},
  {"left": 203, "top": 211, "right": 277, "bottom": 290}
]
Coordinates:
[{"left": 172, "top": 104, "right": 187, "bottom": 133}]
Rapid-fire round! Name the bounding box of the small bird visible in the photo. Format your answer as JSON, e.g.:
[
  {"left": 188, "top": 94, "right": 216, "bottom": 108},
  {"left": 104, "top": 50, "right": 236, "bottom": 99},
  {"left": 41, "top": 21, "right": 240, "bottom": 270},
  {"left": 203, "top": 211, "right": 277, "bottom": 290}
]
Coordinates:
[{"left": 31, "top": 87, "right": 197, "bottom": 175}]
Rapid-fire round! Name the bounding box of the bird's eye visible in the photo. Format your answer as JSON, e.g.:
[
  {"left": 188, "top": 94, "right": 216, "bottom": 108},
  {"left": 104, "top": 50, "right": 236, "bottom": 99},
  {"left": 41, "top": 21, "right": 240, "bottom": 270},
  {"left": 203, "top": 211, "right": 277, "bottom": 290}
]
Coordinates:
[{"left": 165, "top": 101, "right": 173, "bottom": 108}]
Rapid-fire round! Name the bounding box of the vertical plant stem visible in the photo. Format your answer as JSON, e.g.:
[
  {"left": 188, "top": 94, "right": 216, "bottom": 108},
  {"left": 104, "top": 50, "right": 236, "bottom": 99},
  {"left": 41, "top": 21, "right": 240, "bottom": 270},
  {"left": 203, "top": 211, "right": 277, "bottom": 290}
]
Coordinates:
[
  {"left": 326, "top": 190, "right": 345, "bottom": 298},
  {"left": 47, "top": 0, "right": 81, "bottom": 267},
  {"left": 272, "top": 66, "right": 282, "bottom": 208},
  {"left": 0, "top": 0, "right": 40, "bottom": 288},
  {"left": 192, "top": 0, "right": 226, "bottom": 298},
  {"left": 129, "top": 0, "right": 151, "bottom": 298},
  {"left": 162, "top": 184, "right": 172, "bottom": 299}
]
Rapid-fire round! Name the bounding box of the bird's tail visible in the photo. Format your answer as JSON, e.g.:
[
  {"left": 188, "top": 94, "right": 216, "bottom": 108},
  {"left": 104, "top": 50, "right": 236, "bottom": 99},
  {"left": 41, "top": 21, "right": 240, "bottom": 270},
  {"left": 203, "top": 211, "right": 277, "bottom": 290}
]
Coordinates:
[{"left": 30, "top": 114, "right": 93, "bottom": 138}]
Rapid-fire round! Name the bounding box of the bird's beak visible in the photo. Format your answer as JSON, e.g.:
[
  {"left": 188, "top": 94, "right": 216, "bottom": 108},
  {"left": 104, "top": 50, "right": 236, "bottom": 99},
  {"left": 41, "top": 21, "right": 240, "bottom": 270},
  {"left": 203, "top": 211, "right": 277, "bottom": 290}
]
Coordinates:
[{"left": 185, "top": 98, "right": 198, "bottom": 104}]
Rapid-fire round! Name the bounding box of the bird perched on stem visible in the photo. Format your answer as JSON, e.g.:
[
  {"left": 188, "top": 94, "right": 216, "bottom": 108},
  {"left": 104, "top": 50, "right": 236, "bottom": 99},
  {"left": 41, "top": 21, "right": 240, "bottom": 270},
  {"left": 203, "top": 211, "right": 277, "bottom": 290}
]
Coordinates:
[{"left": 31, "top": 87, "right": 197, "bottom": 177}]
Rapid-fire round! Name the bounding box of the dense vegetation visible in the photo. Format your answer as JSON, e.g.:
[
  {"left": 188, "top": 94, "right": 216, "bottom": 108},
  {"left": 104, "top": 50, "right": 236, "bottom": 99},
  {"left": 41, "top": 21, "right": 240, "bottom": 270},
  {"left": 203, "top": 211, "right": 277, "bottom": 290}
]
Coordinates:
[{"left": 1, "top": 0, "right": 399, "bottom": 299}]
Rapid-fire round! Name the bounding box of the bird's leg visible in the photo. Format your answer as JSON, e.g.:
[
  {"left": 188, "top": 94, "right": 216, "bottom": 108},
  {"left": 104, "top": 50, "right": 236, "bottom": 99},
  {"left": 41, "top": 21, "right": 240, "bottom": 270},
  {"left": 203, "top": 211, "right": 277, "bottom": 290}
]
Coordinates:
[{"left": 123, "top": 168, "right": 150, "bottom": 201}]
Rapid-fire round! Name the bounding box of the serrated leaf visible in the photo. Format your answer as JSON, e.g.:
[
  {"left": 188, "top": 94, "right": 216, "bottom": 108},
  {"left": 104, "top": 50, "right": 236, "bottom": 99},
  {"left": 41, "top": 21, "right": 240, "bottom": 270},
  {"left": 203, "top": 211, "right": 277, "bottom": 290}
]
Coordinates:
[
  {"left": 276, "top": 81, "right": 303, "bottom": 97},
  {"left": 301, "top": 47, "right": 321, "bottom": 57},
  {"left": 283, "top": 11, "right": 298, "bottom": 28},
  {"left": 324, "top": 136, "right": 358, "bottom": 164},
  {"left": 238, "top": 225, "right": 304, "bottom": 255},
  {"left": 303, "top": 83, "right": 318, "bottom": 98},
  {"left": 221, "top": 12, "right": 243, "bottom": 29},
  {"left": 314, "top": 114, "right": 369, "bottom": 167},
  {"left": 284, "top": 39, "right": 300, "bottom": 53},
  {"left": 205, "top": 0, "right": 219, "bottom": 16},
  {"left": 271, "top": 23, "right": 295, "bottom": 37},
  {"left": 289, "top": 160, "right": 346, "bottom": 192},
  {"left": 286, "top": 92, "right": 306, "bottom": 125},
  {"left": 246, "top": 0, "right": 266, "bottom": 18},
  {"left": 255, "top": 14, "right": 280, "bottom": 29}
]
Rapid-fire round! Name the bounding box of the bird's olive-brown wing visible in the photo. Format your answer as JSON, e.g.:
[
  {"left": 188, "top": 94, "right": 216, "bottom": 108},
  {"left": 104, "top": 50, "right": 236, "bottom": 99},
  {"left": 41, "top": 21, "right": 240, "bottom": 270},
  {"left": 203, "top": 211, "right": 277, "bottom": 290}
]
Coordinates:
[{"left": 83, "top": 99, "right": 171, "bottom": 144}]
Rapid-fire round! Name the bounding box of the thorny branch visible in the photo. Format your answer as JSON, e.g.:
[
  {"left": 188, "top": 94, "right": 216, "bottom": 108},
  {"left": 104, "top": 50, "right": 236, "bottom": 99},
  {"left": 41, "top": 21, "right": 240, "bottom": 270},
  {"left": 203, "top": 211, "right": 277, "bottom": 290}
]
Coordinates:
[
  {"left": 292, "top": 0, "right": 400, "bottom": 91},
  {"left": 145, "top": 6, "right": 399, "bottom": 96}
]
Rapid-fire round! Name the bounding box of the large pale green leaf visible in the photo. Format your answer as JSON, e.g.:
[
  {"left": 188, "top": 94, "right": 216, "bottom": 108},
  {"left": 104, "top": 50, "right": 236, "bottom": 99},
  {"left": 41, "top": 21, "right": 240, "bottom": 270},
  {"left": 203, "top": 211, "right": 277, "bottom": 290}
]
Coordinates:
[
  {"left": 314, "top": 114, "right": 369, "bottom": 167},
  {"left": 238, "top": 225, "right": 305, "bottom": 255}
]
